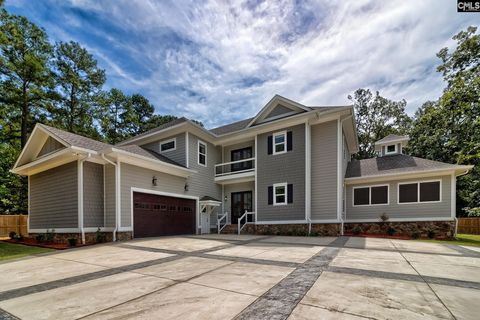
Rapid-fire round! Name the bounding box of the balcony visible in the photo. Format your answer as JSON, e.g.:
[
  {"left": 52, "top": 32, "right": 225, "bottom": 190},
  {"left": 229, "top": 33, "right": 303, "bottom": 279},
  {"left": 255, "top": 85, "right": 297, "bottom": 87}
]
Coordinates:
[{"left": 214, "top": 158, "right": 255, "bottom": 184}]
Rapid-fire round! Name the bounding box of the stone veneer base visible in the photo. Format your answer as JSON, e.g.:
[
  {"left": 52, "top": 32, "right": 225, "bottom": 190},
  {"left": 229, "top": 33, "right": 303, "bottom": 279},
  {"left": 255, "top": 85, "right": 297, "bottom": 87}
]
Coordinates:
[{"left": 28, "top": 231, "right": 133, "bottom": 244}]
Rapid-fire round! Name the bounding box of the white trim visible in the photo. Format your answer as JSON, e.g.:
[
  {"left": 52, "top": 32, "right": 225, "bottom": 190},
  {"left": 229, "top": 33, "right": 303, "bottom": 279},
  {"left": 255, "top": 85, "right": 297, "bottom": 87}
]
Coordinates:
[
  {"left": 272, "top": 131, "right": 287, "bottom": 155},
  {"left": 159, "top": 137, "right": 176, "bottom": 153},
  {"left": 103, "top": 164, "right": 106, "bottom": 228},
  {"left": 117, "top": 161, "right": 122, "bottom": 231},
  {"left": 27, "top": 176, "right": 30, "bottom": 233},
  {"left": 197, "top": 140, "right": 207, "bottom": 167},
  {"left": 256, "top": 110, "right": 299, "bottom": 124},
  {"left": 451, "top": 172, "right": 456, "bottom": 219},
  {"left": 337, "top": 118, "right": 342, "bottom": 221},
  {"left": 375, "top": 137, "right": 410, "bottom": 146},
  {"left": 397, "top": 179, "right": 442, "bottom": 205},
  {"left": 29, "top": 228, "right": 82, "bottom": 233},
  {"left": 352, "top": 184, "right": 390, "bottom": 207},
  {"left": 130, "top": 187, "right": 200, "bottom": 236},
  {"left": 344, "top": 167, "right": 473, "bottom": 184},
  {"left": 84, "top": 227, "right": 115, "bottom": 232},
  {"left": 309, "top": 219, "right": 342, "bottom": 224},
  {"left": 78, "top": 157, "right": 85, "bottom": 244},
  {"left": 385, "top": 144, "right": 398, "bottom": 155},
  {"left": 273, "top": 182, "right": 288, "bottom": 206},
  {"left": 11, "top": 148, "right": 74, "bottom": 174},
  {"left": 254, "top": 134, "right": 258, "bottom": 222},
  {"left": 305, "top": 122, "right": 311, "bottom": 222},
  {"left": 185, "top": 132, "right": 189, "bottom": 168},
  {"left": 345, "top": 217, "right": 454, "bottom": 223},
  {"left": 255, "top": 220, "right": 307, "bottom": 225}
]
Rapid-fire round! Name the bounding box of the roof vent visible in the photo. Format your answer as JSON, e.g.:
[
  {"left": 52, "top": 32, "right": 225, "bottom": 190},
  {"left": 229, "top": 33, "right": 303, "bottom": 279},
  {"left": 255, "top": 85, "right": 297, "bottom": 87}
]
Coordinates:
[{"left": 374, "top": 134, "right": 409, "bottom": 157}]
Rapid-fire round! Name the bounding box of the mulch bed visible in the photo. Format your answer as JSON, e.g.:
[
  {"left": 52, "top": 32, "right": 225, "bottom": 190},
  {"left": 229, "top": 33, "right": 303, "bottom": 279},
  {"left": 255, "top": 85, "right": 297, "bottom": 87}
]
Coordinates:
[
  {"left": 343, "top": 233, "right": 412, "bottom": 240},
  {"left": 2, "top": 237, "right": 92, "bottom": 250}
]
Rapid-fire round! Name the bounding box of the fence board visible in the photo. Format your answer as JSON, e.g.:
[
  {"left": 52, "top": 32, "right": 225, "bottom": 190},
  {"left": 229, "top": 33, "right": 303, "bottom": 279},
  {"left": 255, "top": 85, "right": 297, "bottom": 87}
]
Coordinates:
[
  {"left": 0, "top": 215, "right": 28, "bottom": 237},
  {"left": 457, "top": 217, "right": 480, "bottom": 235}
]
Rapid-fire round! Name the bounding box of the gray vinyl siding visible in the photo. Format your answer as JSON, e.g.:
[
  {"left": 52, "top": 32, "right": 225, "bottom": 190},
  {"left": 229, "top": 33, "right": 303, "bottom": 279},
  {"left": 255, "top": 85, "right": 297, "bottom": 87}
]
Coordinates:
[
  {"left": 311, "top": 120, "right": 338, "bottom": 221},
  {"left": 142, "top": 133, "right": 186, "bottom": 166},
  {"left": 104, "top": 164, "right": 116, "bottom": 228},
  {"left": 223, "top": 141, "right": 255, "bottom": 163},
  {"left": 257, "top": 123, "right": 305, "bottom": 221},
  {"left": 83, "top": 162, "right": 104, "bottom": 228},
  {"left": 187, "top": 134, "right": 222, "bottom": 202},
  {"left": 224, "top": 182, "right": 255, "bottom": 224},
  {"left": 29, "top": 161, "right": 78, "bottom": 229},
  {"left": 346, "top": 175, "right": 452, "bottom": 221},
  {"left": 264, "top": 105, "right": 295, "bottom": 119},
  {"left": 120, "top": 163, "right": 186, "bottom": 227},
  {"left": 37, "top": 137, "right": 65, "bottom": 157}
]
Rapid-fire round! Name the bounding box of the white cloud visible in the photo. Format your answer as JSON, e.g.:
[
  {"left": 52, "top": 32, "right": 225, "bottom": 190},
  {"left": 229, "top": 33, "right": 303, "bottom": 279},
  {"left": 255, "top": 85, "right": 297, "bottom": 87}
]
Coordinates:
[{"left": 49, "top": 0, "right": 479, "bottom": 127}]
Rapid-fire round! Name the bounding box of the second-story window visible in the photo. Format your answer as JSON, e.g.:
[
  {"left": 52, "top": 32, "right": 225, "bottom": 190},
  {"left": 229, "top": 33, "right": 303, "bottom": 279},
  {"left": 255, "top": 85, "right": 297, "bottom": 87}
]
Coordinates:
[
  {"left": 159, "top": 138, "right": 176, "bottom": 152},
  {"left": 273, "top": 131, "right": 286, "bottom": 154},
  {"left": 198, "top": 140, "right": 207, "bottom": 166}
]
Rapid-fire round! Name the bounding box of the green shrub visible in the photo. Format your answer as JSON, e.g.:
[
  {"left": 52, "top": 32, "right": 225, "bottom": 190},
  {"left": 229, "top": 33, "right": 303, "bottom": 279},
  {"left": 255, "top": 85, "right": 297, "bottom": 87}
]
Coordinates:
[
  {"left": 67, "top": 237, "right": 77, "bottom": 247},
  {"left": 9, "top": 231, "right": 16, "bottom": 240},
  {"left": 427, "top": 229, "right": 436, "bottom": 239},
  {"left": 35, "top": 234, "right": 45, "bottom": 243},
  {"left": 45, "top": 229, "right": 55, "bottom": 242},
  {"left": 411, "top": 230, "right": 421, "bottom": 239},
  {"left": 310, "top": 231, "right": 319, "bottom": 237},
  {"left": 96, "top": 228, "right": 106, "bottom": 243},
  {"left": 387, "top": 226, "right": 396, "bottom": 236},
  {"left": 14, "top": 233, "right": 24, "bottom": 241},
  {"left": 352, "top": 225, "right": 362, "bottom": 235}
]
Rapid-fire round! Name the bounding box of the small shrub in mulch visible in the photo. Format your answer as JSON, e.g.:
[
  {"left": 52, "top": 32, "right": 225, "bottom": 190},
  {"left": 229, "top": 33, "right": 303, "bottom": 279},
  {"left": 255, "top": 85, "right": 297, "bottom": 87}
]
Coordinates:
[
  {"left": 352, "top": 225, "right": 362, "bottom": 235},
  {"left": 387, "top": 226, "right": 396, "bottom": 236},
  {"left": 67, "top": 238, "right": 77, "bottom": 247}
]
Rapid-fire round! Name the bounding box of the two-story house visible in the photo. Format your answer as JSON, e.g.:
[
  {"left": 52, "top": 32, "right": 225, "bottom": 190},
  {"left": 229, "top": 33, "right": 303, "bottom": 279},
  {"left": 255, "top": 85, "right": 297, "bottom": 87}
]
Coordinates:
[{"left": 11, "top": 95, "right": 473, "bottom": 243}]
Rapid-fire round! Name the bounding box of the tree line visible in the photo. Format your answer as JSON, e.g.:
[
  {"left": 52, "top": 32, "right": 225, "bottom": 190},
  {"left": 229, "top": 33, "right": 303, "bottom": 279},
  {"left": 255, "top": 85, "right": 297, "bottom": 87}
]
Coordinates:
[{"left": 0, "top": 3, "right": 478, "bottom": 216}]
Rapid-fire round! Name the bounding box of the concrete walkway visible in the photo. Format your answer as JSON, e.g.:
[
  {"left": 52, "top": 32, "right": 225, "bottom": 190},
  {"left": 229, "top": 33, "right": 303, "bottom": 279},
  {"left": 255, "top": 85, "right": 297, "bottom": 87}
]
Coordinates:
[{"left": 0, "top": 235, "right": 479, "bottom": 319}]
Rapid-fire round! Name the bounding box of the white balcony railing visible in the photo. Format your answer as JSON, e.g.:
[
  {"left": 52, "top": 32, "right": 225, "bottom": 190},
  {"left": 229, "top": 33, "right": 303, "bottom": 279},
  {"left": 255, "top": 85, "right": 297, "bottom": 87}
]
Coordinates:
[{"left": 214, "top": 157, "right": 255, "bottom": 178}]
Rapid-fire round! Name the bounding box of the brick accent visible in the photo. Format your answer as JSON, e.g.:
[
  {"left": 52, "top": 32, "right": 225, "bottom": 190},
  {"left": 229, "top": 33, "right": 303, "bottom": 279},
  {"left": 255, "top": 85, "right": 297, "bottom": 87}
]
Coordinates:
[{"left": 343, "top": 220, "right": 455, "bottom": 239}]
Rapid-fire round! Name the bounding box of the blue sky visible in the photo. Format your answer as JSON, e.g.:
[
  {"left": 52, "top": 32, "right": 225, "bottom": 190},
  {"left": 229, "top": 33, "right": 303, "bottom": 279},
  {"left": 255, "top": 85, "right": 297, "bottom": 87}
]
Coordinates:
[{"left": 6, "top": 0, "right": 478, "bottom": 128}]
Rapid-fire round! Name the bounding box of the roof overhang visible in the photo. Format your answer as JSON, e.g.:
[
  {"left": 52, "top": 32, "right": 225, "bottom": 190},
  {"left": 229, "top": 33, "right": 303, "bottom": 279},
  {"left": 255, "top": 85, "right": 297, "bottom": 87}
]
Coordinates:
[
  {"left": 104, "top": 147, "right": 196, "bottom": 178},
  {"left": 246, "top": 95, "right": 311, "bottom": 127},
  {"left": 344, "top": 166, "right": 474, "bottom": 185},
  {"left": 199, "top": 200, "right": 221, "bottom": 207}
]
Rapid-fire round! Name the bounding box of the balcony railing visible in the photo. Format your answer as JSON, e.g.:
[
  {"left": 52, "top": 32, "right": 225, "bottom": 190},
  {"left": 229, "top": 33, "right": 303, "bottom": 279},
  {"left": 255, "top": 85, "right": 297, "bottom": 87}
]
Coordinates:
[{"left": 214, "top": 157, "right": 255, "bottom": 178}]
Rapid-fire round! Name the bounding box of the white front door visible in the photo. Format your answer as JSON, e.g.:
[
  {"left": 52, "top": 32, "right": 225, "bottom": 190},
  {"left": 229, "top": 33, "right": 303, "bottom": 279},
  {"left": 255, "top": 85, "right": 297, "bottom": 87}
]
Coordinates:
[{"left": 201, "top": 211, "right": 211, "bottom": 234}]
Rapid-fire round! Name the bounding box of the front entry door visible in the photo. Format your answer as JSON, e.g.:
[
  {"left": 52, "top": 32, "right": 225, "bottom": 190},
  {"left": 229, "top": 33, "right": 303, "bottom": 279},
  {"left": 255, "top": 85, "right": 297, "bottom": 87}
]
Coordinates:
[{"left": 231, "top": 191, "right": 252, "bottom": 224}]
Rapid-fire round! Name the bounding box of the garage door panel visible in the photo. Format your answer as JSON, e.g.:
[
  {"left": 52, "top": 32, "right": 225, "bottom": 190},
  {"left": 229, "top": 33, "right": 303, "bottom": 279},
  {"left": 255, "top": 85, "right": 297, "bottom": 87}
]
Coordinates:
[{"left": 133, "top": 192, "right": 196, "bottom": 238}]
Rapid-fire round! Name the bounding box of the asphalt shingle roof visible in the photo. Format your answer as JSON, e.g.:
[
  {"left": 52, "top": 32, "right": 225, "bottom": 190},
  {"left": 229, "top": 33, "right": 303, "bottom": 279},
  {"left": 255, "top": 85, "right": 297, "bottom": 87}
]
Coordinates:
[
  {"left": 200, "top": 196, "right": 221, "bottom": 202},
  {"left": 117, "top": 117, "right": 188, "bottom": 145},
  {"left": 115, "top": 145, "right": 185, "bottom": 167},
  {"left": 346, "top": 154, "right": 465, "bottom": 178},
  {"left": 375, "top": 134, "right": 409, "bottom": 144},
  {"left": 209, "top": 117, "right": 254, "bottom": 135},
  {"left": 39, "top": 124, "right": 111, "bottom": 152}
]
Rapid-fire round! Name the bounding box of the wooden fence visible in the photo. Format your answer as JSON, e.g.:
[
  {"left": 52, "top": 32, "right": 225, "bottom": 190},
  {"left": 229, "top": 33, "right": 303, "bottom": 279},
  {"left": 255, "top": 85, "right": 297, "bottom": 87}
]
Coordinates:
[
  {"left": 457, "top": 217, "right": 480, "bottom": 235},
  {"left": 0, "top": 215, "right": 28, "bottom": 237}
]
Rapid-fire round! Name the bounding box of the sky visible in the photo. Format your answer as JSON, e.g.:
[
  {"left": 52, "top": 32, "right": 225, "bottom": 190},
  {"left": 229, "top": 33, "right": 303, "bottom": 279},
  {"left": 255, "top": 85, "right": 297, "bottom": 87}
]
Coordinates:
[{"left": 6, "top": 0, "right": 479, "bottom": 128}]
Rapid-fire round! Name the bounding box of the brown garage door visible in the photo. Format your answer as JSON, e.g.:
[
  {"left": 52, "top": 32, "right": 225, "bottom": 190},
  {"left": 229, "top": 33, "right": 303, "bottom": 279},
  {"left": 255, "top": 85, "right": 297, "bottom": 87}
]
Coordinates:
[{"left": 133, "top": 192, "right": 196, "bottom": 238}]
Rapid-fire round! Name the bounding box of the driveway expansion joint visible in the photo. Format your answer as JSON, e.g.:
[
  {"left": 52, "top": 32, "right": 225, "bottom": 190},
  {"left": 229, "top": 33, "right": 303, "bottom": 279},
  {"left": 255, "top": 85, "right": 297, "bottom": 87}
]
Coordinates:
[{"left": 233, "top": 236, "right": 349, "bottom": 320}]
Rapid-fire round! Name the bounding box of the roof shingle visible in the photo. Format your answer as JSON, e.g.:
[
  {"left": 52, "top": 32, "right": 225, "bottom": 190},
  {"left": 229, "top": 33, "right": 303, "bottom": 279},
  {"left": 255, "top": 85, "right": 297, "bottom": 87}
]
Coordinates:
[{"left": 39, "top": 124, "right": 111, "bottom": 152}]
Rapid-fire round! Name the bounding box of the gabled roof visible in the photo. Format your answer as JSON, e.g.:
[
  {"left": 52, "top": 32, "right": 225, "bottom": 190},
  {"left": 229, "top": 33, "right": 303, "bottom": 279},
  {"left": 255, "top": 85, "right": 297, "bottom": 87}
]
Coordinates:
[
  {"left": 346, "top": 154, "right": 473, "bottom": 179},
  {"left": 375, "top": 134, "right": 409, "bottom": 145},
  {"left": 210, "top": 117, "right": 254, "bottom": 135},
  {"left": 116, "top": 117, "right": 189, "bottom": 145},
  {"left": 39, "top": 124, "right": 111, "bottom": 152}
]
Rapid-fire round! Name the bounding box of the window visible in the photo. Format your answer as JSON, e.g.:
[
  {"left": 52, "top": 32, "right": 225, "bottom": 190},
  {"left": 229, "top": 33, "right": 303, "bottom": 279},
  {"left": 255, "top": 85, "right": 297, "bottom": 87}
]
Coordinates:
[
  {"left": 398, "top": 181, "right": 441, "bottom": 204},
  {"left": 385, "top": 144, "right": 397, "bottom": 154},
  {"left": 353, "top": 185, "right": 389, "bottom": 206},
  {"left": 273, "top": 183, "right": 287, "bottom": 205},
  {"left": 198, "top": 140, "right": 207, "bottom": 166},
  {"left": 159, "top": 138, "right": 176, "bottom": 152},
  {"left": 273, "top": 131, "right": 286, "bottom": 154}
]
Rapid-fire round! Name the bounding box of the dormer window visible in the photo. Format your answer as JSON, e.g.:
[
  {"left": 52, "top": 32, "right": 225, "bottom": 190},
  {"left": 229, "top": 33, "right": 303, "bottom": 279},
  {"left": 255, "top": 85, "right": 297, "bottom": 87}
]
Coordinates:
[{"left": 385, "top": 144, "right": 397, "bottom": 155}]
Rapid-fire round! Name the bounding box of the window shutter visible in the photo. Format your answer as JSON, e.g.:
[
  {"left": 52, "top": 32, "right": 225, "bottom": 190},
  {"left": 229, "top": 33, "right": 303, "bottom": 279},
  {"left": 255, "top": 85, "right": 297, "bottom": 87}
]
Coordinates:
[
  {"left": 287, "top": 184, "right": 293, "bottom": 203},
  {"left": 267, "top": 135, "right": 273, "bottom": 155},
  {"left": 287, "top": 131, "right": 293, "bottom": 151},
  {"left": 268, "top": 186, "right": 273, "bottom": 205}
]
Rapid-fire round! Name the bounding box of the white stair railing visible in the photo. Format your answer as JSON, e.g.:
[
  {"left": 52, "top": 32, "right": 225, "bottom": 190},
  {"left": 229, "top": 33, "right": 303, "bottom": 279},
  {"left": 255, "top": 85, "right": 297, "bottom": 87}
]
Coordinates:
[
  {"left": 217, "top": 212, "right": 228, "bottom": 234},
  {"left": 238, "top": 210, "right": 255, "bottom": 235}
]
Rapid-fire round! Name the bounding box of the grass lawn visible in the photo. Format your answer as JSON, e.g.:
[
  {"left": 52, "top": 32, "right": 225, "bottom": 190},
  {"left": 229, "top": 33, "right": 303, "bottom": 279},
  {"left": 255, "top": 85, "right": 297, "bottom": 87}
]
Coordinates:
[
  {"left": 416, "top": 234, "right": 480, "bottom": 247},
  {"left": 0, "top": 241, "right": 54, "bottom": 261}
]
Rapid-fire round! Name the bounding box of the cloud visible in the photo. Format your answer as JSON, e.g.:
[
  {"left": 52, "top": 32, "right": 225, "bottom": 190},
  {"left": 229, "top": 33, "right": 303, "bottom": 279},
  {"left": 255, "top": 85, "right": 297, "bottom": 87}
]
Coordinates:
[{"left": 6, "top": 0, "right": 479, "bottom": 128}]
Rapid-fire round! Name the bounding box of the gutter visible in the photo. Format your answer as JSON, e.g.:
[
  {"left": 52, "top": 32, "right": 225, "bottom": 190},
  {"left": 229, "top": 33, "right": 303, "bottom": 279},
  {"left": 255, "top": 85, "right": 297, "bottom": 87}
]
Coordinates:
[
  {"left": 101, "top": 154, "right": 119, "bottom": 242},
  {"left": 339, "top": 114, "right": 352, "bottom": 236}
]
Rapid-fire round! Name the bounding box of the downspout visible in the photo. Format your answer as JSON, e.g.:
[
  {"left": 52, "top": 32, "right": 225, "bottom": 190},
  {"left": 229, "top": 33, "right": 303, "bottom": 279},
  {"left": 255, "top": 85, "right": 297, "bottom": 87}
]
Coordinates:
[
  {"left": 339, "top": 114, "right": 353, "bottom": 236},
  {"left": 78, "top": 153, "right": 91, "bottom": 244},
  {"left": 101, "top": 154, "right": 118, "bottom": 241}
]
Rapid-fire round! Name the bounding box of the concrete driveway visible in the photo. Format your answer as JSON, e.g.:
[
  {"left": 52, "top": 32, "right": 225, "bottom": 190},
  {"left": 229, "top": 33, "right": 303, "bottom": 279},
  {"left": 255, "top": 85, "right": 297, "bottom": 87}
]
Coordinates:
[{"left": 0, "top": 235, "right": 479, "bottom": 320}]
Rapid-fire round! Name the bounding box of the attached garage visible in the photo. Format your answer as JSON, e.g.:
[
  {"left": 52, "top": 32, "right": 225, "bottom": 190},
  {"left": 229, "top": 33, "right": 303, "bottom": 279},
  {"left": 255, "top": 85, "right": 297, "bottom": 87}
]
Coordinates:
[{"left": 133, "top": 192, "right": 196, "bottom": 238}]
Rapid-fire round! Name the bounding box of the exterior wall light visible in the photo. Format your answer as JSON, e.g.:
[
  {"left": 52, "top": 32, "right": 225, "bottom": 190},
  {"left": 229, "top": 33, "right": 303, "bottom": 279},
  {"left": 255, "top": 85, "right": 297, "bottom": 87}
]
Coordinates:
[
  {"left": 184, "top": 182, "right": 189, "bottom": 191},
  {"left": 152, "top": 176, "right": 157, "bottom": 186}
]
